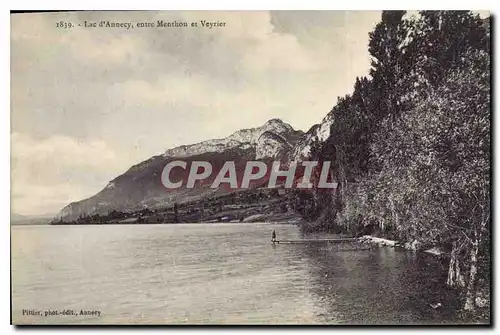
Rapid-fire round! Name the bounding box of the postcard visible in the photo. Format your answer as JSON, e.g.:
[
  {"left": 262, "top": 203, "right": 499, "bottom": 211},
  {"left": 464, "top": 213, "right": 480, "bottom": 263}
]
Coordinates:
[{"left": 10, "top": 10, "right": 491, "bottom": 325}]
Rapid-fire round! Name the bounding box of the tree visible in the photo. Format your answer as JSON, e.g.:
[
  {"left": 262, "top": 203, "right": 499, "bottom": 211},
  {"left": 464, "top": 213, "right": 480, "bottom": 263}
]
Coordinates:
[
  {"left": 369, "top": 46, "right": 490, "bottom": 310},
  {"left": 296, "top": 10, "right": 491, "bottom": 312},
  {"left": 415, "top": 11, "right": 489, "bottom": 88}
]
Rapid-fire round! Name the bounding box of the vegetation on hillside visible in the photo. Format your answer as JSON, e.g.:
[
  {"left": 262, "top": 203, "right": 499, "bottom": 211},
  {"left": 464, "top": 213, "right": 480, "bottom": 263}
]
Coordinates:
[
  {"left": 297, "top": 11, "right": 490, "bottom": 314},
  {"left": 51, "top": 187, "right": 298, "bottom": 225}
]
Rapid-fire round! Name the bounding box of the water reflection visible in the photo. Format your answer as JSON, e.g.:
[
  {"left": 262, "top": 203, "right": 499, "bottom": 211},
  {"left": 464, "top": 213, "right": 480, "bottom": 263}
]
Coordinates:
[
  {"left": 299, "top": 242, "right": 460, "bottom": 324},
  {"left": 12, "top": 224, "right": 463, "bottom": 325}
]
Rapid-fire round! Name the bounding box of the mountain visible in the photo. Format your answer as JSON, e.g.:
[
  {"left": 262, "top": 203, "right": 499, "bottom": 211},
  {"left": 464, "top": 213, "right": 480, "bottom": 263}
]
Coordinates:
[
  {"left": 290, "top": 111, "right": 335, "bottom": 159},
  {"left": 57, "top": 118, "right": 337, "bottom": 222},
  {"left": 163, "top": 118, "right": 302, "bottom": 159},
  {"left": 11, "top": 212, "right": 55, "bottom": 225}
]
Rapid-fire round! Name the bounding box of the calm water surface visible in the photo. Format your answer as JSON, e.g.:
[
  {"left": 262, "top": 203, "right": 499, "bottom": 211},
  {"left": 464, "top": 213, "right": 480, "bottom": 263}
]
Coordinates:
[{"left": 12, "top": 223, "right": 459, "bottom": 324}]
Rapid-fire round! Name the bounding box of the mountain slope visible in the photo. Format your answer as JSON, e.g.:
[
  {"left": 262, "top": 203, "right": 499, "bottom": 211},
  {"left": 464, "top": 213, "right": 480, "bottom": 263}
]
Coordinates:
[
  {"left": 164, "top": 119, "right": 302, "bottom": 159},
  {"left": 290, "top": 111, "right": 335, "bottom": 159},
  {"left": 56, "top": 119, "right": 312, "bottom": 221}
]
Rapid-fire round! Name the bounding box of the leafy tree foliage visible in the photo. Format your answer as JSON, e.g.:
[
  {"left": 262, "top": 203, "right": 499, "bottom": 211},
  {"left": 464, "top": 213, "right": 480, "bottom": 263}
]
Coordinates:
[{"left": 302, "top": 10, "right": 490, "bottom": 312}]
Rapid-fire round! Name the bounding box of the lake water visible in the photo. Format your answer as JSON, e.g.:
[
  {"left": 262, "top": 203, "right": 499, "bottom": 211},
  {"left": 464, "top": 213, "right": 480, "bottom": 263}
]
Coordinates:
[{"left": 11, "top": 223, "right": 461, "bottom": 325}]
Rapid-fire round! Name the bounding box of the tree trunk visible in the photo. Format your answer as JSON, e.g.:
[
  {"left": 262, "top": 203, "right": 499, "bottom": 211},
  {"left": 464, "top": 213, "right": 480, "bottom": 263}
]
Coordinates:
[
  {"left": 447, "top": 241, "right": 465, "bottom": 288},
  {"left": 464, "top": 230, "right": 479, "bottom": 311}
]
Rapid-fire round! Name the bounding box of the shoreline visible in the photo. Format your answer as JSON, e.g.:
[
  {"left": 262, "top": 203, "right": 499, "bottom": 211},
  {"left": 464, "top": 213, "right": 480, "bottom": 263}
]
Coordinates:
[
  {"left": 358, "top": 235, "right": 448, "bottom": 258},
  {"left": 14, "top": 221, "right": 298, "bottom": 227}
]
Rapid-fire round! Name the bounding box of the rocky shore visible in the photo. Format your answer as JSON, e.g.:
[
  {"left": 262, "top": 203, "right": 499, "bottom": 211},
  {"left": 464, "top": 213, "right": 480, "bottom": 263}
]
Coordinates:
[{"left": 358, "top": 235, "right": 447, "bottom": 257}]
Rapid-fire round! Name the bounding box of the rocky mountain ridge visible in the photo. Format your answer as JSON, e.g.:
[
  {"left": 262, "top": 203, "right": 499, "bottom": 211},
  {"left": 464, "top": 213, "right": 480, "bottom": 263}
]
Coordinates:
[{"left": 56, "top": 116, "right": 334, "bottom": 221}]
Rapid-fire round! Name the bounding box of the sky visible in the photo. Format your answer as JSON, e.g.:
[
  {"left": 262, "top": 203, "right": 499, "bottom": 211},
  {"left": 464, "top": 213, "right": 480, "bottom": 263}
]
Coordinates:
[{"left": 11, "top": 10, "right": 383, "bottom": 216}]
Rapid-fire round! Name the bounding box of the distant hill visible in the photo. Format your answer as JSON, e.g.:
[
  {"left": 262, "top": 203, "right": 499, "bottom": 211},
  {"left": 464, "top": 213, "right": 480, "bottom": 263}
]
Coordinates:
[{"left": 11, "top": 213, "right": 54, "bottom": 225}]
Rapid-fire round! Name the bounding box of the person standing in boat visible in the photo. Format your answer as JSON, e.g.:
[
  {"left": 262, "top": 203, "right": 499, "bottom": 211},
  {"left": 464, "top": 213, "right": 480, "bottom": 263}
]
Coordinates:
[{"left": 271, "top": 230, "right": 277, "bottom": 243}]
